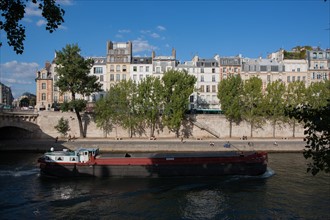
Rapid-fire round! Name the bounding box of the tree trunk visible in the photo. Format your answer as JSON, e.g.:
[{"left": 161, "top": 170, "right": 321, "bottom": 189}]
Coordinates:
[
  {"left": 250, "top": 122, "right": 253, "bottom": 138},
  {"left": 229, "top": 120, "right": 232, "bottom": 138},
  {"left": 75, "top": 110, "right": 85, "bottom": 138},
  {"left": 292, "top": 120, "right": 296, "bottom": 138},
  {"left": 273, "top": 121, "right": 276, "bottom": 138}
]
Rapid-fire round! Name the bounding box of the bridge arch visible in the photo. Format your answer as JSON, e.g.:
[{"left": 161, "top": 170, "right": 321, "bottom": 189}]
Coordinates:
[{"left": 0, "top": 112, "right": 42, "bottom": 139}]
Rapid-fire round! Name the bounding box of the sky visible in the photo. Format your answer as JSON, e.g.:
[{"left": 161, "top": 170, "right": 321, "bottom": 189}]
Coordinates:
[{"left": 0, "top": 0, "right": 329, "bottom": 98}]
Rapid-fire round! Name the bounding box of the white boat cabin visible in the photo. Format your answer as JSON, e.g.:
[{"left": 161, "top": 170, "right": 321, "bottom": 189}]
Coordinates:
[{"left": 43, "top": 148, "right": 99, "bottom": 163}]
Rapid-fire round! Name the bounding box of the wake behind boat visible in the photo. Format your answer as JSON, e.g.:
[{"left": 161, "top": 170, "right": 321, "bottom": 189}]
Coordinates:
[{"left": 37, "top": 145, "right": 268, "bottom": 178}]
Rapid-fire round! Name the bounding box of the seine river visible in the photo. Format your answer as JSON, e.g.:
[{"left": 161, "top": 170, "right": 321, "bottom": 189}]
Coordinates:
[{"left": 0, "top": 152, "right": 329, "bottom": 220}]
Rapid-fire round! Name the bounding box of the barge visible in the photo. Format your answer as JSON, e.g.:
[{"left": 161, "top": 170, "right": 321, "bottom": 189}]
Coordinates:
[{"left": 37, "top": 147, "right": 268, "bottom": 178}]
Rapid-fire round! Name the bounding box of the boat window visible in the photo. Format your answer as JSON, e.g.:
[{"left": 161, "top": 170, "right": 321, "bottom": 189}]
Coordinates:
[
  {"left": 84, "top": 152, "right": 88, "bottom": 155},
  {"left": 70, "top": 157, "right": 76, "bottom": 161},
  {"left": 56, "top": 157, "right": 63, "bottom": 161}
]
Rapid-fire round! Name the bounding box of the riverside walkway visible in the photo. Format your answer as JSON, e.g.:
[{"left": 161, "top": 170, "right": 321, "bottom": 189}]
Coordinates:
[{"left": 0, "top": 137, "right": 306, "bottom": 152}]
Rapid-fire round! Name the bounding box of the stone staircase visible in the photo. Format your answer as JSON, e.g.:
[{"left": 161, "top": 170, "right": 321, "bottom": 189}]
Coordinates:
[{"left": 192, "top": 120, "right": 220, "bottom": 138}]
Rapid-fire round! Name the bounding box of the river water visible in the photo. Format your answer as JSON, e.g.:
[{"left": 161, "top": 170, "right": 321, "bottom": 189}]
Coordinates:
[{"left": 0, "top": 152, "right": 329, "bottom": 220}]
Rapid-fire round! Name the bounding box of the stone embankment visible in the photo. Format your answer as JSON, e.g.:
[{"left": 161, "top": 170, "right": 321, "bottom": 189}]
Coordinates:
[{"left": 0, "top": 137, "right": 306, "bottom": 153}]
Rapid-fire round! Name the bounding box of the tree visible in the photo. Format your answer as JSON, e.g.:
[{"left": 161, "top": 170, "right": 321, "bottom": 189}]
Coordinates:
[
  {"left": 55, "top": 44, "right": 102, "bottom": 138},
  {"left": 94, "top": 80, "right": 141, "bottom": 138},
  {"left": 1, "top": 0, "right": 65, "bottom": 54},
  {"left": 287, "top": 100, "right": 330, "bottom": 175},
  {"left": 54, "top": 117, "right": 70, "bottom": 137},
  {"left": 136, "top": 76, "right": 164, "bottom": 138},
  {"left": 285, "top": 81, "right": 307, "bottom": 137},
  {"left": 263, "top": 80, "right": 286, "bottom": 138},
  {"left": 217, "top": 75, "right": 243, "bottom": 137},
  {"left": 162, "top": 70, "right": 197, "bottom": 137},
  {"left": 305, "top": 81, "right": 330, "bottom": 109},
  {"left": 241, "top": 76, "right": 264, "bottom": 137}
]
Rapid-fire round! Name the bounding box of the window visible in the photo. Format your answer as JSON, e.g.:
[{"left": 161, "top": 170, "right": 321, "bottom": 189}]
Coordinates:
[
  {"left": 42, "top": 93, "right": 46, "bottom": 100},
  {"left": 201, "top": 68, "right": 204, "bottom": 73},
  {"left": 212, "top": 85, "right": 216, "bottom": 93},
  {"left": 139, "top": 66, "right": 143, "bottom": 72},
  {"left": 260, "top": 66, "right": 267, "bottom": 71},
  {"left": 110, "top": 65, "right": 114, "bottom": 72},
  {"left": 292, "top": 76, "right": 295, "bottom": 82},
  {"left": 122, "top": 74, "right": 126, "bottom": 81},
  {"left": 94, "top": 67, "right": 103, "bottom": 74},
  {"left": 156, "top": 67, "right": 161, "bottom": 73},
  {"left": 271, "top": 66, "right": 278, "bottom": 71},
  {"left": 146, "top": 66, "right": 150, "bottom": 72},
  {"left": 116, "top": 65, "right": 120, "bottom": 72},
  {"left": 189, "top": 95, "right": 194, "bottom": 103},
  {"left": 303, "top": 76, "right": 306, "bottom": 81},
  {"left": 267, "top": 75, "right": 271, "bottom": 82},
  {"left": 212, "top": 68, "right": 215, "bottom": 73},
  {"left": 42, "top": 73, "right": 46, "bottom": 79},
  {"left": 201, "top": 75, "right": 204, "bottom": 82},
  {"left": 133, "top": 66, "right": 137, "bottom": 72},
  {"left": 110, "top": 74, "right": 114, "bottom": 81},
  {"left": 139, "top": 75, "right": 143, "bottom": 81},
  {"left": 99, "top": 75, "right": 104, "bottom": 81},
  {"left": 133, "top": 74, "right": 137, "bottom": 81},
  {"left": 206, "top": 85, "right": 210, "bottom": 93},
  {"left": 54, "top": 96, "right": 58, "bottom": 102},
  {"left": 122, "top": 65, "right": 127, "bottom": 72},
  {"left": 116, "top": 74, "right": 120, "bottom": 81},
  {"left": 287, "top": 76, "right": 290, "bottom": 82},
  {"left": 200, "top": 85, "right": 205, "bottom": 92},
  {"left": 297, "top": 68, "right": 300, "bottom": 72},
  {"left": 41, "top": 83, "right": 46, "bottom": 90},
  {"left": 212, "top": 75, "right": 216, "bottom": 82},
  {"left": 297, "top": 76, "right": 300, "bottom": 81}
]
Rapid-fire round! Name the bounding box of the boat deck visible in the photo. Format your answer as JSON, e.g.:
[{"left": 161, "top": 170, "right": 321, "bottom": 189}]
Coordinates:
[{"left": 99, "top": 151, "right": 258, "bottom": 159}]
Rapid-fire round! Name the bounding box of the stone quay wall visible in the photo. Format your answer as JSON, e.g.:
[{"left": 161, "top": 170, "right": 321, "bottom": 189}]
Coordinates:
[{"left": 37, "top": 111, "right": 305, "bottom": 140}]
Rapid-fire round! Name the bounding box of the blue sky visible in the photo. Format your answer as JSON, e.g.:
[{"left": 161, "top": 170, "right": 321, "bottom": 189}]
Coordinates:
[{"left": 1, "top": 0, "right": 329, "bottom": 98}]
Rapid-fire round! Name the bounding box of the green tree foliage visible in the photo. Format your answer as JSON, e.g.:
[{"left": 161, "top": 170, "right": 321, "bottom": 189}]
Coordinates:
[
  {"left": 305, "top": 81, "right": 330, "bottom": 109},
  {"left": 162, "top": 70, "right": 197, "bottom": 137},
  {"left": 241, "top": 76, "right": 264, "bottom": 137},
  {"left": 285, "top": 81, "right": 307, "bottom": 137},
  {"left": 55, "top": 44, "right": 102, "bottom": 138},
  {"left": 136, "top": 76, "right": 164, "bottom": 137},
  {"left": 287, "top": 101, "right": 330, "bottom": 175},
  {"left": 263, "top": 80, "right": 286, "bottom": 137},
  {"left": 217, "top": 75, "right": 243, "bottom": 137},
  {"left": 283, "top": 46, "right": 312, "bottom": 60},
  {"left": 54, "top": 117, "right": 70, "bottom": 137},
  {"left": 0, "top": 0, "right": 65, "bottom": 54},
  {"left": 95, "top": 80, "right": 141, "bottom": 138}
]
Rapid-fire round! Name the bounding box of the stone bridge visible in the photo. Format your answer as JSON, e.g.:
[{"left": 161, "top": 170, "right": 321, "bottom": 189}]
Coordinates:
[{"left": 0, "top": 110, "right": 43, "bottom": 139}]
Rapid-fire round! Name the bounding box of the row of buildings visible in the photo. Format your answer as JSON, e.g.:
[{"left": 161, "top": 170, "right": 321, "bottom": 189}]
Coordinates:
[
  {"left": 35, "top": 41, "right": 330, "bottom": 111},
  {"left": 0, "top": 82, "right": 14, "bottom": 109}
]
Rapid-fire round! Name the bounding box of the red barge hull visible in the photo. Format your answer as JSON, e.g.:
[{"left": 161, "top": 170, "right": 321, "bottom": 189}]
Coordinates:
[{"left": 38, "top": 151, "right": 268, "bottom": 178}]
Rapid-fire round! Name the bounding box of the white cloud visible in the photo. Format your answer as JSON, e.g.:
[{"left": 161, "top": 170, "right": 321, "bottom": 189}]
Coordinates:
[
  {"left": 57, "top": 0, "right": 75, "bottom": 6},
  {"left": 0, "top": 61, "right": 39, "bottom": 97},
  {"left": 157, "top": 25, "right": 166, "bottom": 31},
  {"left": 150, "top": 33, "right": 160, "bottom": 38},
  {"left": 25, "top": 3, "right": 42, "bottom": 17},
  {"left": 36, "top": 19, "right": 47, "bottom": 27},
  {"left": 118, "top": 29, "right": 131, "bottom": 33},
  {"left": 132, "top": 39, "right": 158, "bottom": 53}
]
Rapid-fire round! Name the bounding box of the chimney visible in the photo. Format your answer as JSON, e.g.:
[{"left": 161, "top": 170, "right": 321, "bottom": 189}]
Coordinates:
[
  {"left": 172, "top": 48, "right": 176, "bottom": 59},
  {"left": 152, "top": 50, "right": 155, "bottom": 59}
]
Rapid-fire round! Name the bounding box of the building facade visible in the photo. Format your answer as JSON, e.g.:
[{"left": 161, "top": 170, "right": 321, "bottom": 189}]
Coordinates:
[
  {"left": 0, "top": 82, "right": 14, "bottom": 107},
  {"left": 35, "top": 41, "right": 329, "bottom": 112},
  {"left": 106, "top": 41, "right": 132, "bottom": 89}
]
